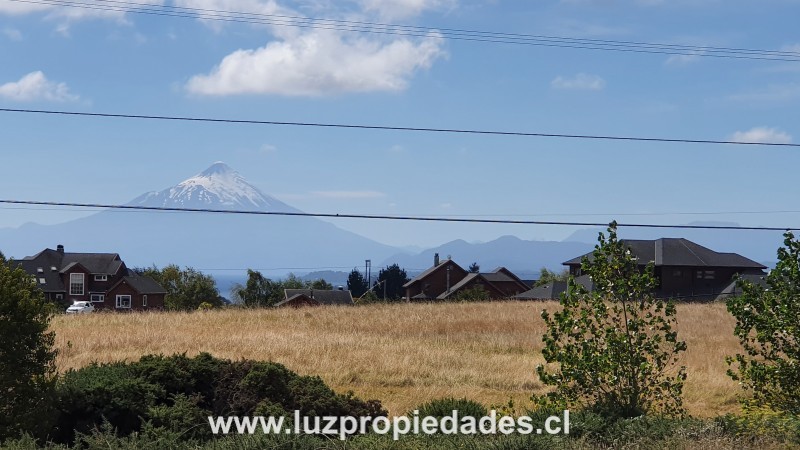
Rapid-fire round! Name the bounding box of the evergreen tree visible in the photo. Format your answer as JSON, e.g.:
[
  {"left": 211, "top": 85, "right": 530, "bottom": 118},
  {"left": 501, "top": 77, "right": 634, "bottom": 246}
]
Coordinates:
[
  {"left": 375, "top": 264, "right": 409, "bottom": 300},
  {"left": 347, "top": 269, "right": 369, "bottom": 297}
]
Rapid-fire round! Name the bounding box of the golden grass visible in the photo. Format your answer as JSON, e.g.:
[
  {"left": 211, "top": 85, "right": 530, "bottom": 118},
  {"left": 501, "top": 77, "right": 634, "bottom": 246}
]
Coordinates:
[{"left": 50, "top": 301, "right": 744, "bottom": 417}]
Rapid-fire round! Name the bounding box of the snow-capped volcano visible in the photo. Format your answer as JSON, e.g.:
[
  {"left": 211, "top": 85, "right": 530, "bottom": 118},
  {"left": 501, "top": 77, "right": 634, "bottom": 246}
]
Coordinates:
[{"left": 129, "top": 162, "right": 298, "bottom": 212}]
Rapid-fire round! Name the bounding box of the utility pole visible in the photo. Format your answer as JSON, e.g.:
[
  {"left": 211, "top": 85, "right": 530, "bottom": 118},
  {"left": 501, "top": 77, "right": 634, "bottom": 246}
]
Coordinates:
[{"left": 365, "top": 259, "right": 371, "bottom": 288}]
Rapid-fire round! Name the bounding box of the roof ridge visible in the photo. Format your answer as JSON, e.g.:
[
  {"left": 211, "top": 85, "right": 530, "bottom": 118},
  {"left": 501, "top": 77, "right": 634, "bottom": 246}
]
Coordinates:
[{"left": 678, "top": 238, "right": 707, "bottom": 265}]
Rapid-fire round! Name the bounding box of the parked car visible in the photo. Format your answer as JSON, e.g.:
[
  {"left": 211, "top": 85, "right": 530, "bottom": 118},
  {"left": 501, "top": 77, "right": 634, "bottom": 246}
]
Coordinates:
[{"left": 66, "top": 301, "right": 95, "bottom": 314}]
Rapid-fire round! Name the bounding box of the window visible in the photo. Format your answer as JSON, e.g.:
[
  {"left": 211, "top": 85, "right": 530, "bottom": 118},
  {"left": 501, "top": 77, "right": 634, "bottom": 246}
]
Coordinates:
[
  {"left": 94, "top": 274, "right": 108, "bottom": 282},
  {"left": 696, "top": 270, "right": 716, "bottom": 279},
  {"left": 69, "top": 273, "right": 84, "bottom": 295},
  {"left": 142, "top": 295, "right": 148, "bottom": 307},
  {"left": 56, "top": 294, "right": 63, "bottom": 300},
  {"left": 37, "top": 267, "right": 44, "bottom": 273},
  {"left": 116, "top": 295, "right": 131, "bottom": 309},
  {"left": 90, "top": 294, "right": 105, "bottom": 303},
  {"left": 672, "top": 269, "right": 682, "bottom": 277}
]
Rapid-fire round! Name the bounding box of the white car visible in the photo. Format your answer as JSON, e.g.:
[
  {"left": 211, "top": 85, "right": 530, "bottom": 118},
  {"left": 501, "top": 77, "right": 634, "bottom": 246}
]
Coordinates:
[{"left": 66, "top": 301, "right": 95, "bottom": 314}]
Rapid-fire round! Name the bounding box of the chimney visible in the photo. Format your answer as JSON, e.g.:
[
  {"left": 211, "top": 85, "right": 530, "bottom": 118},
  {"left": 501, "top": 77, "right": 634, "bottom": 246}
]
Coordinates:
[
  {"left": 57, "top": 244, "right": 64, "bottom": 254},
  {"left": 434, "top": 253, "right": 440, "bottom": 266}
]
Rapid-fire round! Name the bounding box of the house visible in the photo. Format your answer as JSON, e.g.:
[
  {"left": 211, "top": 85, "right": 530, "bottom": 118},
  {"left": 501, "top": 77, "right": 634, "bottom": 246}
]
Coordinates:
[
  {"left": 9, "top": 244, "right": 166, "bottom": 311},
  {"left": 403, "top": 253, "right": 529, "bottom": 300},
  {"left": 276, "top": 288, "right": 354, "bottom": 307},
  {"left": 515, "top": 238, "right": 765, "bottom": 301}
]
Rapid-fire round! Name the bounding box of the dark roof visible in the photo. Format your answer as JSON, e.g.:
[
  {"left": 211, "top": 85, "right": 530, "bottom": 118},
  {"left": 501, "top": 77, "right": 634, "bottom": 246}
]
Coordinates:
[
  {"left": 283, "top": 289, "right": 354, "bottom": 306},
  {"left": 515, "top": 281, "right": 568, "bottom": 300},
  {"left": 403, "top": 259, "right": 465, "bottom": 289},
  {"left": 114, "top": 273, "right": 168, "bottom": 294},
  {"left": 10, "top": 247, "right": 128, "bottom": 293},
  {"left": 436, "top": 273, "right": 504, "bottom": 300},
  {"left": 714, "top": 273, "right": 768, "bottom": 301},
  {"left": 513, "top": 275, "right": 594, "bottom": 300},
  {"left": 563, "top": 238, "right": 766, "bottom": 269},
  {"left": 275, "top": 293, "right": 320, "bottom": 307}
]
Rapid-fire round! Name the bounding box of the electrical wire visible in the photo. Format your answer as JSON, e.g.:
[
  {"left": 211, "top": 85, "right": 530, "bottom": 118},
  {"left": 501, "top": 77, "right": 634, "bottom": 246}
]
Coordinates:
[
  {"left": 1, "top": 108, "right": 798, "bottom": 147},
  {"left": 0, "top": 199, "right": 794, "bottom": 231},
  {"left": 7, "top": 0, "right": 800, "bottom": 62}
]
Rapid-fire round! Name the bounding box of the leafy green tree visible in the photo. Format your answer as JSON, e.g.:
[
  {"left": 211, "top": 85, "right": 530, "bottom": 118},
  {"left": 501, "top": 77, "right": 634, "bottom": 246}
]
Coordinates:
[
  {"left": 0, "top": 258, "right": 58, "bottom": 440},
  {"left": 536, "top": 222, "right": 687, "bottom": 418},
  {"left": 468, "top": 262, "right": 480, "bottom": 273},
  {"left": 143, "top": 265, "right": 221, "bottom": 311},
  {"left": 375, "top": 264, "right": 409, "bottom": 300},
  {"left": 0, "top": 250, "right": 5, "bottom": 264},
  {"left": 726, "top": 231, "right": 800, "bottom": 414},
  {"left": 534, "top": 267, "right": 570, "bottom": 287},
  {"left": 307, "top": 278, "right": 333, "bottom": 290},
  {"left": 233, "top": 269, "right": 275, "bottom": 307},
  {"left": 347, "top": 268, "right": 369, "bottom": 297}
]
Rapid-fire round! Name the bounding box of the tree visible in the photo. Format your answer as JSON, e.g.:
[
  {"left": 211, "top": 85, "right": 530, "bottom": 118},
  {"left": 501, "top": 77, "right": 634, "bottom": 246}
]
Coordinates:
[
  {"left": 726, "top": 231, "right": 800, "bottom": 414},
  {"left": 536, "top": 222, "right": 687, "bottom": 418},
  {"left": 143, "top": 265, "right": 221, "bottom": 311},
  {"left": 233, "top": 269, "right": 275, "bottom": 307},
  {"left": 307, "top": 278, "right": 333, "bottom": 290},
  {"left": 375, "top": 264, "right": 409, "bottom": 300},
  {"left": 534, "top": 267, "right": 570, "bottom": 287},
  {"left": 0, "top": 258, "right": 58, "bottom": 440},
  {"left": 453, "top": 285, "right": 489, "bottom": 302},
  {"left": 468, "top": 262, "right": 480, "bottom": 273},
  {"left": 347, "top": 269, "right": 369, "bottom": 297}
]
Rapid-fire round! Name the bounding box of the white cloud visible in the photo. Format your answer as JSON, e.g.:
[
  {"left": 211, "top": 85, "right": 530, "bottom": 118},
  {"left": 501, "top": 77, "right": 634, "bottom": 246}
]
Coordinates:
[
  {"left": 357, "top": 0, "right": 456, "bottom": 20},
  {"left": 0, "top": 71, "right": 79, "bottom": 102},
  {"left": 551, "top": 73, "right": 605, "bottom": 90},
  {"left": 186, "top": 29, "right": 445, "bottom": 96},
  {"left": 730, "top": 127, "right": 793, "bottom": 145},
  {"left": 2, "top": 27, "right": 22, "bottom": 40}
]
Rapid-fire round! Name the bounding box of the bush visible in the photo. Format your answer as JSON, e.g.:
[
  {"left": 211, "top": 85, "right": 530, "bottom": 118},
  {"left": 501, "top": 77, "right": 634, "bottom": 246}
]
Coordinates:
[
  {"left": 536, "top": 222, "right": 687, "bottom": 418},
  {"left": 47, "top": 353, "right": 385, "bottom": 445},
  {"left": 726, "top": 231, "right": 800, "bottom": 414},
  {"left": 413, "top": 397, "right": 488, "bottom": 419}
]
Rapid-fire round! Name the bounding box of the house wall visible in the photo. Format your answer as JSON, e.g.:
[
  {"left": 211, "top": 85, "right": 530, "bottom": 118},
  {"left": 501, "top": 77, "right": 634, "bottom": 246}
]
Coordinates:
[
  {"left": 61, "top": 265, "right": 92, "bottom": 304},
  {"left": 405, "top": 261, "right": 468, "bottom": 299},
  {"left": 452, "top": 277, "right": 505, "bottom": 299},
  {"left": 106, "top": 282, "right": 164, "bottom": 311},
  {"left": 658, "top": 266, "right": 758, "bottom": 298},
  {"left": 489, "top": 280, "right": 529, "bottom": 297}
]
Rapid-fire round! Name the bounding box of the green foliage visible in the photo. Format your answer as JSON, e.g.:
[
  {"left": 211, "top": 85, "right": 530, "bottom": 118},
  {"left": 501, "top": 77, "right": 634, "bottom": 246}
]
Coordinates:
[
  {"left": 45, "top": 353, "right": 385, "bottom": 445},
  {"left": 0, "top": 259, "right": 58, "bottom": 441},
  {"left": 347, "top": 269, "right": 369, "bottom": 298},
  {"left": 374, "top": 264, "right": 409, "bottom": 300},
  {"left": 143, "top": 265, "right": 220, "bottom": 311},
  {"left": 355, "top": 290, "right": 381, "bottom": 305},
  {"left": 307, "top": 279, "right": 333, "bottom": 290},
  {"left": 536, "top": 222, "right": 687, "bottom": 418},
  {"left": 413, "top": 397, "right": 488, "bottom": 419},
  {"left": 726, "top": 231, "right": 800, "bottom": 414},
  {"left": 717, "top": 406, "right": 800, "bottom": 445},
  {"left": 468, "top": 262, "right": 480, "bottom": 273},
  {"left": 534, "top": 267, "right": 570, "bottom": 287},
  {"left": 233, "top": 269, "right": 274, "bottom": 307},
  {"left": 452, "top": 286, "right": 490, "bottom": 302}
]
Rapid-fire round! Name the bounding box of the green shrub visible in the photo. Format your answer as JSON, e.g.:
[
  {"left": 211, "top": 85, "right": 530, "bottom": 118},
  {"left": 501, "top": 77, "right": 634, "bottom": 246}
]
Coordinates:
[
  {"left": 413, "top": 397, "right": 488, "bottom": 419},
  {"left": 726, "top": 231, "right": 800, "bottom": 414},
  {"left": 536, "top": 222, "right": 687, "bottom": 418}
]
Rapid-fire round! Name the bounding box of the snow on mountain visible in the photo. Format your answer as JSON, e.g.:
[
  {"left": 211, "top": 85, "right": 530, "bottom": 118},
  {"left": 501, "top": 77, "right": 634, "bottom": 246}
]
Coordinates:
[{"left": 129, "top": 162, "right": 298, "bottom": 212}]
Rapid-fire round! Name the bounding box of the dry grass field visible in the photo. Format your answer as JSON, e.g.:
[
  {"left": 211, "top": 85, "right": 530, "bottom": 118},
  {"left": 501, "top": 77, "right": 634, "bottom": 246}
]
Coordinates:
[{"left": 50, "top": 301, "right": 744, "bottom": 417}]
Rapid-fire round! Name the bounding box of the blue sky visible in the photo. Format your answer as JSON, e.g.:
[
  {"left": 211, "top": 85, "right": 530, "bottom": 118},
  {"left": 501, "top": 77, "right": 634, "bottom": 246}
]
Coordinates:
[{"left": 1, "top": 0, "right": 799, "bottom": 248}]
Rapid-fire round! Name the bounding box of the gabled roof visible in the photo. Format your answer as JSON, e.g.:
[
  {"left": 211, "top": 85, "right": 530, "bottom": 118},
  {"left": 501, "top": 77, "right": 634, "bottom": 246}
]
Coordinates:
[
  {"left": 10, "top": 247, "right": 131, "bottom": 293},
  {"left": 62, "top": 253, "right": 123, "bottom": 274},
  {"left": 436, "top": 273, "right": 503, "bottom": 300},
  {"left": 283, "top": 289, "right": 354, "bottom": 306},
  {"left": 480, "top": 267, "right": 530, "bottom": 290},
  {"left": 563, "top": 238, "right": 766, "bottom": 269},
  {"left": 403, "top": 259, "right": 466, "bottom": 289},
  {"left": 714, "top": 273, "right": 768, "bottom": 301},
  {"left": 514, "top": 281, "right": 568, "bottom": 300},
  {"left": 275, "top": 293, "right": 320, "bottom": 307},
  {"left": 109, "top": 272, "right": 167, "bottom": 295}
]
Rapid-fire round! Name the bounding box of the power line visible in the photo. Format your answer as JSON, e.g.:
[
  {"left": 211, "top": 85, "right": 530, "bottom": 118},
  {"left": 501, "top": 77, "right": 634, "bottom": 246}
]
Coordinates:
[
  {"left": 2, "top": 108, "right": 798, "bottom": 147},
  {"left": 0, "top": 199, "right": 794, "bottom": 231},
  {"left": 8, "top": 0, "right": 800, "bottom": 62}
]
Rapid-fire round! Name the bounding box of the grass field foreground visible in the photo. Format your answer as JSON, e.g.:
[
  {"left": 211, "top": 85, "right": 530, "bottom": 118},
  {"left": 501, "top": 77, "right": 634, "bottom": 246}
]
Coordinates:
[{"left": 50, "top": 301, "right": 744, "bottom": 417}]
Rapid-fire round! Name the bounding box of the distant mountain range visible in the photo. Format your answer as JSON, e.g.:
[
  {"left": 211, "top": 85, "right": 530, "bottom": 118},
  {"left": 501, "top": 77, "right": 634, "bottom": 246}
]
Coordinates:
[{"left": 2, "top": 163, "right": 783, "bottom": 292}]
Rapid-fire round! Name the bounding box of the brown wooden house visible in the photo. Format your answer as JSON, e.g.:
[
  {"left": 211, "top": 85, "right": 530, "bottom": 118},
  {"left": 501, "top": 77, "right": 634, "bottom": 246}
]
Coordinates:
[
  {"left": 560, "top": 238, "right": 766, "bottom": 300},
  {"left": 9, "top": 244, "right": 166, "bottom": 311},
  {"left": 404, "top": 253, "right": 529, "bottom": 300},
  {"left": 275, "top": 288, "right": 355, "bottom": 307}
]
